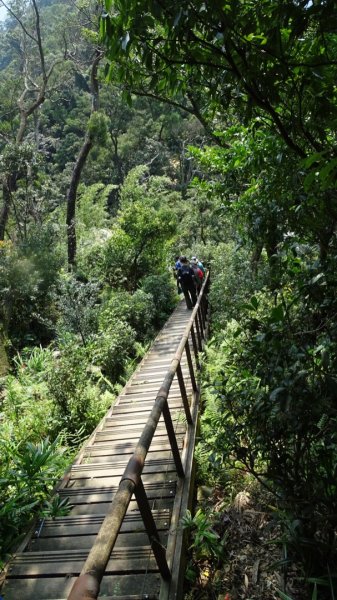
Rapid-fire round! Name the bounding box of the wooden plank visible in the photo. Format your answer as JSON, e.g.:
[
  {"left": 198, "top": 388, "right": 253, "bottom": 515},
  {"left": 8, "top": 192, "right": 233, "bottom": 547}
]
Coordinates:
[
  {"left": 83, "top": 437, "right": 184, "bottom": 455},
  {"left": 103, "top": 408, "right": 186, "bottom": 424},
  {"left": 7, "top": 547, "right": 158, "bottom": 578},
  {"left": 30, "top": 530, "right": 169, "bottom": 552},
  {"left": 67, "top": 458, "right": 177, "bottom": 481},
  {"left": 123, "top": 383, "right": 180, "bottom": 394},
  {"left": 110, "top": 397, "right": 183, "bottom": 411},
  {"left": 2, "top": 573, "right": 161, "bottom": 600},
  {"left": 59, "top": 482, "right": 176, "bottom": 504},
  {"left": 67, "top": 497, "right": 174, "bottom": 516},
  {"left": 83, "top": 443, "right": 184, "bottom": 460},
  {"left": 115, "top": 391, "right": 187, "bottom": 403},
  {"left": 79, "top": 448, "right": 179, "bottom": 465},
  {"left": 94, "top": 424, "right": 186, "bottom": 442},
  {"left": 32, "top": 509, "right": 171, "bottom": 537},
  {"left": 63, "top": 471, "right": 177, "bottom": 490}
]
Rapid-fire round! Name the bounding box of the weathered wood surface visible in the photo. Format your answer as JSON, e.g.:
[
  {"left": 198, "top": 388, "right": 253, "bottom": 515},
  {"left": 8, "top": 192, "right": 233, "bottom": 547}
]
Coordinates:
[{"left": 2, "top": 300, "right": 202, "bottom": 600}]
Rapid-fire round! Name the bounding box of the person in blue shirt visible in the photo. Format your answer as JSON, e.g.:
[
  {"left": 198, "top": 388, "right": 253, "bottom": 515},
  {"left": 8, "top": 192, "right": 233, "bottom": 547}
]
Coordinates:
[
  {"left": 174, "top": 255, "right": 182, "bottom": 294},
  {"left": 175, "top": 255, "right": 181, "bottom": 270},
  {"left": 177, "top": 256, "right": 197, "bottom": 309}
]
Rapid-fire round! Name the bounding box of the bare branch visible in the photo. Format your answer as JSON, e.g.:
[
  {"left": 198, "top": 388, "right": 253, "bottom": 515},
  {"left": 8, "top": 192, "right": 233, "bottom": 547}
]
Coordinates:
[
  {"left": 31, "top": 0, "right": 46, "bottom": 82},
  {"left": 0, "top": 0, "right": 38, "bottom": 44}
]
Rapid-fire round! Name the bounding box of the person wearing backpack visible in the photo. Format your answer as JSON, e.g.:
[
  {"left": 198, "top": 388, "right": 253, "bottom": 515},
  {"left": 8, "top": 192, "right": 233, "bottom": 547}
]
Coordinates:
[
  {"left": 190, "top": 258, "right": 204, "bottom": 291},
  {"left": 191, "top": 256, "right": 205, "bottom": 274},
  {"left": 173, "top": 254, "right": 182, "bottom": 294},
  {"left": 177, "top": 256, "right": 197, "bottom": 309}
]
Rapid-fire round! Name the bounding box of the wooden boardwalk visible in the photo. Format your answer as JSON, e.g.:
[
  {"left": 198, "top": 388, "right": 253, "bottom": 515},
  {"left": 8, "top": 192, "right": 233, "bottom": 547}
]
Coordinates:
[{"left": 2, "top": 287, "right": 208, "bottom": 600}]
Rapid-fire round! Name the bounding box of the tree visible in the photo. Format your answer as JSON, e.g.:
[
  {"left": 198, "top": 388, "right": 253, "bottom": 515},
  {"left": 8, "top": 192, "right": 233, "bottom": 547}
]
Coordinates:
[
  {"left": 101, "top": 0, "right": 337, "bottom": 255},
  {"left": 66, "top": 47, "right": 105, "bottom": 266},
  {"left": 0, "top": 0, "right": 67, "bottom": 239},
  {"left": 102, "top": 0, "right": 337, "bottom": 153},
  {"left": 102, "top": 166, "right": 178, "bottom": 290}
]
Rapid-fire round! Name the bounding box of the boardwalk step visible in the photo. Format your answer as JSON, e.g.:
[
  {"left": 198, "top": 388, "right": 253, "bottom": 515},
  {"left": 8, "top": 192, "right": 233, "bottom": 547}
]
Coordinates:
[
  {"left": 58, "top": 482, "right": 176, "bottom": 502},
  {"left": 7, "top": 547, "right": 158, "bottom": 577},
  {"left": 65, "top": 497, "right": 174, "bottom": 516},
  {"left": 3, "top": 573, "right": 161, "bottom": 600},
  {"left": 82, "top": 437, "right": 184, "bottom": 455},
  {"left": 31, "top": 508, "right": 171, "bottom": 537},
  {"left": 70, "top": 456, "right": 176, "bottom": 473},
  {"left": 94, "top": 424, "right": 186, "bottom": 442},
  {"left": 29, "top": 530, "right": 168, "bottom": 552},
  {"left": 80, "top": 448, "right": 181, "bottom": 465}
]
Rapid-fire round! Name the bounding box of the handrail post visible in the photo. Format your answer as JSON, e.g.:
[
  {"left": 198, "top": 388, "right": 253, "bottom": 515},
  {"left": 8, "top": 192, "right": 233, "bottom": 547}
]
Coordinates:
[
  {"left": 176, "top": 363, "right": 192, "bottom": 424},
  {"left": 162, "top": 400, "right": 184, "bottom": 477},
  {"left": 185, "top": 340, "right": 197, "bottom": 392},
  {"left": 134, "top": 478, "right": 171, "bottom": 580},
  {"left": 194, "top": 310, "right": 203, "bottom": 351},
  {"left": 199, "top": 301, "right": 206, "bottom": 331},
  {"left": 190, "top": 324, "right": 200, "bottom": 368},
  {"left": 201, "top": 294, "right": 208, "bottom": 323},
  {"left": 199, "top": 304, "right": 205, "bottom": 335}
]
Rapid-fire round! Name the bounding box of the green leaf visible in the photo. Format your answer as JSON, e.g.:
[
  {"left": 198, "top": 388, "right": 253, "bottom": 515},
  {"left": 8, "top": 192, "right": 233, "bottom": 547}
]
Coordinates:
[
  {"left": 319, "top": 158, "right": 337, "bottom": 183},
  {"left": 270, "top": 305, "right": 284, "bottom": 323},
  {"left": 122, "top": 90, "right": 132, "bottom": 107},
  {"left": 270, "top": 387, "right": 286, "bottom": 401},
  {"left": 309, "top": 273, "right": 324, "bottom": 285},
  {"left": 121, "top": 32, "right": 130, "bottom": 51},
  {"left": 250, "top": 296, "right": 259, "bottom": 310},
  {"left": 276, "top": 591, "right": 294, "bottom": 600},
  {"left": 303, "top": 152, "right": 323, "bottom": 168},
  {"left": 306, "top": 578, "right": 329, "bottom": 587},
  {"left": 303, "top": 170, "right": 316, "bottom": 192}
]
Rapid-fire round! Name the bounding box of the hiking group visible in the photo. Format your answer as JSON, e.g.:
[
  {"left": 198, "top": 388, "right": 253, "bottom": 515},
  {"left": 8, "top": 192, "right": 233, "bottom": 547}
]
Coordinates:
[{"left": 174, "top": 255, "right": 205, "bottom": 309}]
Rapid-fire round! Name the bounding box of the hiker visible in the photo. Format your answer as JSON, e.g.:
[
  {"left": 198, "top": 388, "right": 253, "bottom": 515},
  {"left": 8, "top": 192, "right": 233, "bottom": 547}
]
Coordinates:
[
  {"left": 174, "top": 255, "right": 182, "bottom": 270},
  {"left": 173, "top": 255, "right": 182, "bottom": 294},
  {"left": 177, "top": 256, "right": 197, "bottom": 309},
  {"left": 190, "top": 258, "right": 204, "bottom": 291},
  {"left": 191, "top": 256, "right": 205, "bottom": 274}
]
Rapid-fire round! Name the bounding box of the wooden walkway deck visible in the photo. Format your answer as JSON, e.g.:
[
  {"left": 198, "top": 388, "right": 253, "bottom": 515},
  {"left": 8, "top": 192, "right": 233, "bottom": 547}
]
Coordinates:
[{"left": 2, "top": 285, "right": 208, "bottom": 600}]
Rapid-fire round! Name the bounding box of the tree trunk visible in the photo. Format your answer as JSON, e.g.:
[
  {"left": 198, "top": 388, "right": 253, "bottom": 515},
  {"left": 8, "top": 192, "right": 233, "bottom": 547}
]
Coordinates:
[
  {"left": 0, "top": 182, "right": 11, "bottom": 241},
  {"left": 66, "top": 50, "right": 102, "bottom": 268},
  {"left": 66, "top": 138, "right": 93, "bottom": 267}
]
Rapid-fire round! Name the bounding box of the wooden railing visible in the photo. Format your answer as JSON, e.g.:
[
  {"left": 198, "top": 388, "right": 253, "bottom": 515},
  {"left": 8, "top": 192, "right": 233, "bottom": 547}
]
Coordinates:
[{"left": 68, "top": 273, "right": 209, "bottom": 600}]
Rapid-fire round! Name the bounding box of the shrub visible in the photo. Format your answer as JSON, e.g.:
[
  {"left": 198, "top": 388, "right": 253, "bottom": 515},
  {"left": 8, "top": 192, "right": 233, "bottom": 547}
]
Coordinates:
[
  {"left": 0, "top": 228, "right": 62, "bottom": 348},
  {"left": 90, "top": 319, "right": 136, "bottom": 382},
  {"left": 208, "top": 241, "right": 268, "bottom": 329},
  {"left": 55, "top": 275, "right": 100, "bottom": 344},
  {"left": 1, "top": 346, "right": 56, "bottom": 443},
  {"left": 47, "top": 340, "right": 104, "bottom": 437},
  {"left": 0, "top": 436, "right": 69, "bottom": 560},
  {"left": 99, "top": 289, "right": 154, "bottom": 340},
  {"left": 140, "top": 273, "right": 177, "bottom": 327},
  {"left": 200, "top": 243, "right": 337, "bottom": 586}
]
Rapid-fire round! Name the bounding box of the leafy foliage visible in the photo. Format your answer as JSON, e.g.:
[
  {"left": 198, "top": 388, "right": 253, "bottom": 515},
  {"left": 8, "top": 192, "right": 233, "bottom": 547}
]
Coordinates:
[
  {"left": 199, "top": 242, "right": 337, "bottom": 592},
  {"left": 55, "top": 275, "right": 100, "bottom": 345},
  {"left": 0, "top": 436, "right": 69, "bottom": 560}
]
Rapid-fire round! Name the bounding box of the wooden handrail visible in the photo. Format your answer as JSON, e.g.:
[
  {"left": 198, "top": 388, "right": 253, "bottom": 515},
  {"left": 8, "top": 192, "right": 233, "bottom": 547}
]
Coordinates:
[{"left": 68, "top": 272, "right": 209, "bottom": 600}]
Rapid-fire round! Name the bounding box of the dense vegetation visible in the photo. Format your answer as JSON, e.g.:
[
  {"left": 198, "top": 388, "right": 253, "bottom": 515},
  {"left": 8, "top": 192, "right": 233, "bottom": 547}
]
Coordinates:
[
  {"left": 1, "top": 1, "right": 337, "bottom": 598},
  {"left": 0, "top": 0, "right": 201, "bottom": 564}
]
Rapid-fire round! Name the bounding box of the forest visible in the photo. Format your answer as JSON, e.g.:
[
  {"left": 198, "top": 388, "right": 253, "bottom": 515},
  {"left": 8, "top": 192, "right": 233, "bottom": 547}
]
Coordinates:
[{"left": 0, "top": 1, "right": 337, "bottom": 599}]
